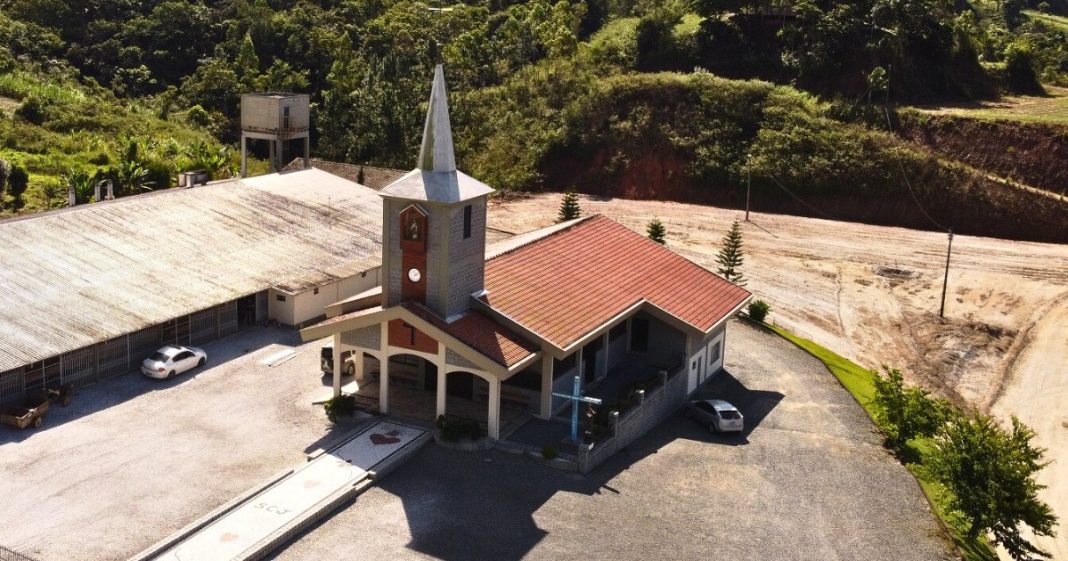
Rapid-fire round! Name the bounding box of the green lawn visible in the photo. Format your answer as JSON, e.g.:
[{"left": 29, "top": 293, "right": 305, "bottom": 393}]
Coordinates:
[
  {"left": 766, "top": 324, "right": 877, "bottom": 416},
  {"left": 910, "top": 85, "right": 1068, "bottom": 126},
  {"left": 763, "top": 322, "right": 997, "bottom": 561},
  {"left": 1025, "top": 10, "right": 1068, "bottom": 33}
]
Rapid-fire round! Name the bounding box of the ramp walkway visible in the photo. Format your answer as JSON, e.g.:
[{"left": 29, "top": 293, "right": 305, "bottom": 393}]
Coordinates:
[{"left": 134, "top": 420, "right": 429, "bottom": 561}]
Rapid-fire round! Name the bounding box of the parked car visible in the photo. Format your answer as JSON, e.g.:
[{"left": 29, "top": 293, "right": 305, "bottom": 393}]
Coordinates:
[
  {"left": 320, "top": 341, "right": 356, "bottom": 377},
  {"left": 141, "top": 345, "right": 207, "bottom": 379},
  {"left": 685, "top": 399, "right": 744, "bottom": 433}
]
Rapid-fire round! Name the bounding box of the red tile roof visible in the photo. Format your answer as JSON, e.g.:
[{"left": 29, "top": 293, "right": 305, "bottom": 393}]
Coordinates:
[
  {"left": 402, "top": 302, "right": 537, "bottom": 368},
  {"left": 482, "top": 215, "right": 752, "bottom": 350}
]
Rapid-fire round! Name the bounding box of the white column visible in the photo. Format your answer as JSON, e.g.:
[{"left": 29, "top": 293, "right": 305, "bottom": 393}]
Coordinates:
[
  {"left": 268, "top": 140, "right": 276, "bottom": 172},
  {"left": 436, "top": 344, "right": 447, "bottom": 419},
  {"left": 379, "top": 323, "right": 389, "bottom": 414},
  {"left": 379, "top": 356, "right": 390, "bottom": 414},
  {"left": 539, "top": 353, "right": 553, "bottom": 419},
  {"left": 240, "top": 135, "right": 248, "bottom": 178},
  {"left": 600, "top": 331, "right": 609, "bottom": 379},
  {"left": 354, "top": 351, "right": 364, "bottom": 381},
  {"left": 488, "top": 377, "right": 501, "bottom": 440},
  {"left": 331, "top": 333, "right": 342, "bottom": 398}
]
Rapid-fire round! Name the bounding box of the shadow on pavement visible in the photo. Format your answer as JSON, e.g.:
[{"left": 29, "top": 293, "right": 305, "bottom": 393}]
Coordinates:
[
  {"left": 275, "top": 366, "right": 785, "bottom": 561},
  {"left": 0, "top": 326, "right": 301, "bottom": 445}
]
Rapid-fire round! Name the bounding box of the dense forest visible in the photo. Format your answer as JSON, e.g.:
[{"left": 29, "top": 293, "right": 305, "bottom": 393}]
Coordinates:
[{"left": 1, "top": 0, "right": 1067, "bottom": 239}]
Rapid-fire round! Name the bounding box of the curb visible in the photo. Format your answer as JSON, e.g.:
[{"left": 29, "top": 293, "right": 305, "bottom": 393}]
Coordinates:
[{"left": 128, "top": 466, "right": 296, "bottom": 561}]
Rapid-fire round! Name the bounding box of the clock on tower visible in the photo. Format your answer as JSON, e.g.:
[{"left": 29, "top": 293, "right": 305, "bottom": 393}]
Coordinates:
[{"left": 379, "top": 64, "right": 495, "bottom": 319}]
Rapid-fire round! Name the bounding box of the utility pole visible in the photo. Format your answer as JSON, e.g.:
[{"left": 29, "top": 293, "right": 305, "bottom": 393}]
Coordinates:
[
  {"left": 745, "top": 167, "right": 751, "bottom": 222},
  {"left": 939, "top": 229, "right": 954, "bottom": 318}
]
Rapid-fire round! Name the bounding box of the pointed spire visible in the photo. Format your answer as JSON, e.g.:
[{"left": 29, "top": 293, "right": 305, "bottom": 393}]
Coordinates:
[{"left": 417, "top": 64, "right": 456, "bottom": 173}]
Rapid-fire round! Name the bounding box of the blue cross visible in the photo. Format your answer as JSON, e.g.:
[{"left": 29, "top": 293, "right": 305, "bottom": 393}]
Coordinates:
[{"left": 552, "top": 375, "right": 603, "bottom": 442}]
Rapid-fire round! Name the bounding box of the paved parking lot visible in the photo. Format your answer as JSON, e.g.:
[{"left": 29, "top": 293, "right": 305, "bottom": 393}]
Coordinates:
[
  {"left": 0, "top": 327, "right": 346, "bottom": 561},
  {"left": 1, "top": 321, "right": 957, "bottom": 561},
  {"left": 270, "top": 320, "right": 957, "bottom": 561}
]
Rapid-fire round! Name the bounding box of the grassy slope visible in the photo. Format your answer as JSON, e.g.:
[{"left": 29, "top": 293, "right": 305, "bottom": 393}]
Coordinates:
[
  {"left": 765, "top": 323, "right": 997, "bottom": 561},
  {"left": 0, "top": 68, "right": 263, "bottom": 217},
  {"left": 1025, "top": 10, "right": 1068, "bottom": 33},
  {"left": 910, "top": 85, "right": 1068, "bottom": 126}
]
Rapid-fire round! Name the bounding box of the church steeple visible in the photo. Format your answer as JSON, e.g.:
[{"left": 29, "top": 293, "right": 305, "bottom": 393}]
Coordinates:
[
  {"left": 418, "top": 64, "right": 456, "bottom": 173},
  {"left": 379, "top": 64, "right": 494, "bottom": 319}
]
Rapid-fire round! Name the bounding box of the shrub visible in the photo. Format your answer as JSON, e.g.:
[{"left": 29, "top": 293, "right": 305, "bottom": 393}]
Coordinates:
[
  {"left": 0, "top": 157, "right": 9, "bottom": 195},
  {"left": 323, "top": 394, "right": 357, "bottom": 423},
  {"left": 747, "top": 300, "right": 771, "bottom": 323},
  {"left": 871, "top": 366, "right": 951, "bottom": 459},
  {"left": 541, "top": 445, "right": 559, "bottom": 460},
  {"left": 7, "top": 164, "right": 28, "bottom": 199},
  {"left": 436, "top": 415, "right": 483, "bottom": 441},
  {"left": 1003, "top": 43, "right": 1044, "bottom": 94},
  {"left": 185, "top": 104, "right": 212, "bottom": 129},
  {"left": 14, "top": 94, "right": 47, "bottom": 125}
]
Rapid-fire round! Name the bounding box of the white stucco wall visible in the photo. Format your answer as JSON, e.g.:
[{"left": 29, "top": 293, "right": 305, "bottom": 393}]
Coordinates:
[{"left": 270, "top": 267, "right": 382, "bottom": 326}]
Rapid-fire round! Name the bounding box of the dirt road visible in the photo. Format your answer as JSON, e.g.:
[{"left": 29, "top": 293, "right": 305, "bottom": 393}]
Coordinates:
[{"left": 490, "top": 193, "right": 1068, "bottom": 556}]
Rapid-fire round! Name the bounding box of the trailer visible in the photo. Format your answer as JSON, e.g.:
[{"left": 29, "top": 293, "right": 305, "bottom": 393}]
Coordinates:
[{"left": 1, "top": 392, "right": 51, "bottom": 430}]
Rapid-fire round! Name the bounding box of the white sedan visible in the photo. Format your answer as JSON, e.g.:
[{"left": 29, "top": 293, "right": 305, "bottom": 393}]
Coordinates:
[{"left": 141, "top": 345, "right": 207, "bottom": 379}]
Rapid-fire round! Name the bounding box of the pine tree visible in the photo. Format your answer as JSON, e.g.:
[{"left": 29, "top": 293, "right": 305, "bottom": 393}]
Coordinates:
[
  {"left": 557, "top": 191, "right": 581, "bottom": 223},
  {"left": 716, "top": 220, "right": 746, "bottom": 286},
  {"left": 647, "top": 218, "right": 666, "bottom": 244},
  {"left": 236, "top": 32, "right": 261, "bottom": 89}
]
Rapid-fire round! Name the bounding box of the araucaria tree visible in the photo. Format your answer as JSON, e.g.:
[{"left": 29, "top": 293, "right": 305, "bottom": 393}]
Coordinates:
[
  {"left": 557, "top": 191, "right": 581, "bottom": 223},
  {"left": 927, "top": 414, "right": 1057, "bottom": 560},
  {"left": 647, "top": 218, "right": 666, "bottom": 244},
  {"left": 716, "top": 220, "right": 745, "bottom": 285}
]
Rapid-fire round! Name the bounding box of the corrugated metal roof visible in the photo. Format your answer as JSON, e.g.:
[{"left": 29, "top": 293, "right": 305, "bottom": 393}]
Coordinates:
[
  {"left": 0, "top": 168, "right": 383, "bottom": 371},
  {"left": 481, "top": 215, "right": 752, "bottom": 351},
  {"left": 282, "top": 158, "right": 407, "bottom": 190}
]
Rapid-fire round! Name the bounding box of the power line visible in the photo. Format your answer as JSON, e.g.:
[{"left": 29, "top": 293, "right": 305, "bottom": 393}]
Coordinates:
[
  {"left": 767, "top": 175, "right": 841, "bottom": 222},
  {"left": 882, "top": 106, "right": 951, "bottom": 233}
]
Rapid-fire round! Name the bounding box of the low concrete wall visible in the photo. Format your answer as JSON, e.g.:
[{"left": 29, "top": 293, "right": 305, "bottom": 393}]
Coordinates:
[{"left": 577, "top": 365, "right": 689, "bottom": 473}]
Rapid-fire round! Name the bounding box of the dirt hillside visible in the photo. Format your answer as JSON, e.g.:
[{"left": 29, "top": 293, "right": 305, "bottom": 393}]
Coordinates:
[
  {"left": 489, "top": 193, "right": 1068, "bottom": 556},
  {"left": 898, "top": 111, "right": 1068, "bottom": 197}
]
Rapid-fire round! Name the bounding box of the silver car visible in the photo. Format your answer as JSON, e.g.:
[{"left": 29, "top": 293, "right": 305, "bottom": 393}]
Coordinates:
[
  {"left": 685, "top": 399, "right": 744, "bottom": 433},
  {"left": 141, "top": 345, "right": 207, "bottom": 379}
]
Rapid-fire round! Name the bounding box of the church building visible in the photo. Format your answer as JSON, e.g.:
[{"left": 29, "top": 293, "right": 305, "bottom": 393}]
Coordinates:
[{"left": 300, "top": 65, "right": 752, "bottom": 440}]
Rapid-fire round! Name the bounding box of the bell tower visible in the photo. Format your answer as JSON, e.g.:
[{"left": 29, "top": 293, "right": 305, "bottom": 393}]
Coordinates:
[{"left": 379, "top": 64, "right": 494, "bottom": 320}]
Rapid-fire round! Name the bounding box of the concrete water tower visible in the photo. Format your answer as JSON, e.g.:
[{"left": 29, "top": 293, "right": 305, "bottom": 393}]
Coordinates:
[{"left": 240, "top": 93, "right": 310, "bottom": 177}]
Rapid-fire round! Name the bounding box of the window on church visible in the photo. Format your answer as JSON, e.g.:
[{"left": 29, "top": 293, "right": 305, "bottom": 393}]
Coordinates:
[{"left": 463, "top": 205, "right": 472, "bottom": 239}]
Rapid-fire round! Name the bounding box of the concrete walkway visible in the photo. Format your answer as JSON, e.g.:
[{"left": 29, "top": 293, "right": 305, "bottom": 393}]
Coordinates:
[{"left": 140, "top": 420, "right": 428, "bottom": 561}]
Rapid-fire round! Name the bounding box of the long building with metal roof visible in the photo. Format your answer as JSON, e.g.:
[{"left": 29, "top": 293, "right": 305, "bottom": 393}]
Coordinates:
[{"left": 0, "top": 167, "right": 384, "bottom": 401}]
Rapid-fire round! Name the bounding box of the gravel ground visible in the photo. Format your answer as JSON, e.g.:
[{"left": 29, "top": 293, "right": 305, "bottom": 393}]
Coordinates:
[
  {"left": 270, "top": 320, "right": 956, "bottom": 561},
  {"left": 0, "top": 327, "right": 344, "bottom": 561}
]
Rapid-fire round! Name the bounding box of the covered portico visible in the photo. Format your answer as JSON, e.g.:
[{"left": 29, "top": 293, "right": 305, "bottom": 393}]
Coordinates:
[{"left": 301, "top": 302, "right": 540, "bottom": 440}]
